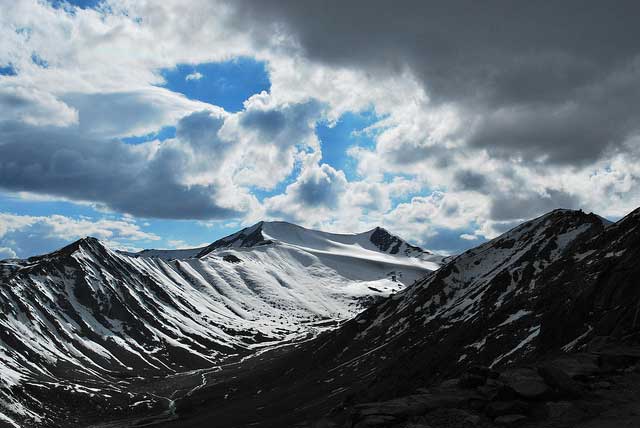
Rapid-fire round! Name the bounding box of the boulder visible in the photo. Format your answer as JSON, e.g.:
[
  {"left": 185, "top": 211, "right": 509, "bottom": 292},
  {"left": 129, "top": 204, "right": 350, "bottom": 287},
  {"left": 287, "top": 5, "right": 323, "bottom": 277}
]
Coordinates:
[
  {"left": 544, "top": 401, "right": 585, "bottom": 425},
  {"left": 458, "top": 373, "right": 486, "bottom": 389},
  {"left": 353, "top": 414, "right": 397, "bottom": 427},
  {"left": 353, "top": 392, "right": 473, "bottom": 419},
  {"left": 500, "top": 368, "right": 549, "bottom": 400},
  {"left": 439, "top": 378, "right": 461, "bottom": 389},
  {"left": 222, "top": 254, "right": 242, "bottom": 263},
  {"left": 477, "top": 385, "right": 499, "bottom": 401},
  {"left": 423, "top": 408, "right": 481, "bottom": 427},
  {"left": 485, "top": 400, "right": 529, "bottom": 418},
  {"left": 494, "top": 414, "right": 527, "bottom": 426},
  {"left": 537, "top": 365, "right": 584, "bottom": 398},
  {"left": 591, "top": 381, "right": 612, "bottom": 390},
  {"left": 467, "top": 365, "right": 499, "bottom": 379},
  {"left": 550, "top": 354, "right": 600, "bottom": 380},
  {"left": 595, "top": 347, "right": 640, "bottom": 372}
]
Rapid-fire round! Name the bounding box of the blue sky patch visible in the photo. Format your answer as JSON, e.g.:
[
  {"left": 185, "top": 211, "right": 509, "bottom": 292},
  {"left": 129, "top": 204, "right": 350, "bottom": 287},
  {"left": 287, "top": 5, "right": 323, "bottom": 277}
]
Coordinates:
[
  {"left": 159, "top": 58, "right": 270, "bottom": 112},
  {"left": 0, "top": 64, "right": 17, "bottom": 76},
  {"left": 316, "top": 110, "right": 381, "bottom": 180},
  {"left": 47, "top": 0, "right": 104, "bottom": 10},
  {"left": 0, "top": 194, "right": 100, "bottom": 219},
  {"left": 31, "top": 53, "right": 48, "bottom": 68},
  {"left": 142, "top": 219, "right": 239, "bottom": 250},
  {"left": 422, "top": 227, "right": 486, "bottom": 255}
]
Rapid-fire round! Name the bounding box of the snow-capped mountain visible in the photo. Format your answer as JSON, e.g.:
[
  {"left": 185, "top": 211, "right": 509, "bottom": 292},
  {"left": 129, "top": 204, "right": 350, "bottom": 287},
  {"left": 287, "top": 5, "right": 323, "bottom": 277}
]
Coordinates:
[
  {"left": 5, "top": 208, "right": 640, "bottom": 428},
  {"left": 152, "top": 207, "right": 640, "bottom": 428},
  {"left": 196, "top": 221, "right": 435, "bottom": 260},
  {"left": 292, "top": 210, "right": 611, "bottom": 389},
  {"left": 0, "top": 221, "right": 439, "bottom": 427},
  {"left": 231, "top": 208, "right": 638, "bottom": 422}
]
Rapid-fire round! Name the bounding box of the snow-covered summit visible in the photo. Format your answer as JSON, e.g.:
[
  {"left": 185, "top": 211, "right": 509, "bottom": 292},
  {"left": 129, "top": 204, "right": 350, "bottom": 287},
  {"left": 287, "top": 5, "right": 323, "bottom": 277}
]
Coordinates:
[
  {"left": 194, "top": 220, "right": 442, "bottom": 267},
  {"left": 127, "top": 221, "right": 442, "bottom": 284}
]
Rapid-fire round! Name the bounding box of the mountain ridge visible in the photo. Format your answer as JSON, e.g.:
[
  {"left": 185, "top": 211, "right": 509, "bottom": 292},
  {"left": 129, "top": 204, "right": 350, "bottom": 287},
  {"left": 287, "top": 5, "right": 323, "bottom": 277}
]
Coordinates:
[
  {"left": 142, "top": 207, "right": 640, "bottom": 428},
  {"left": 3, "top": 208, "right": 639, "bottom": 427},
  {"left": 0, "top": 220, "right": 441, "bottom": 427}
]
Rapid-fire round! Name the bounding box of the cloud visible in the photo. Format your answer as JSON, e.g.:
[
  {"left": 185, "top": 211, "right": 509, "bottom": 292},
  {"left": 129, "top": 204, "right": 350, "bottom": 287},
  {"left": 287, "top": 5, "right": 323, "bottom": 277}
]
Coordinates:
[
  {"left": 0, "top": 213, "right": 159, "bottom": 241},
  {"left": 227, "top": 94, "right": 323, "bottom": 189},
  {"left": 262, "top": 155, "right": 347, "bottom": 222},
  {"left": 0, "top": 247, "right": 17, "bottom": 259},
  {"left": 0, "top": 85, "right": 78, "bottom": 126},
  {"left": 453, "top": 170, "right": 488, "bottom": 192},
  {"left": 228, "top": 0, "right": 640, "bottom": 164},
  {"left": 489, "top": 189, "right": 580, "bottom": 222},
  {"left": 0, "top": 115, "right": 244, "bottom": 219},
  {"left": 185, "top": 71, "right": 203, "bottom": 81},
  {"left": 62, "top": 88, "right": 218, "bottom": 138},
  {"left": 0, "top": 212, "right": 160, "bottom": 258},
  {"left": 0, "top": 90, "right": 326, "bottom": 220},
  {"left": 293, "top": 164, "right": 346, "bottom": 208},
  {"left": 1, "top": 0, "right": 640, "bottom": 255}
]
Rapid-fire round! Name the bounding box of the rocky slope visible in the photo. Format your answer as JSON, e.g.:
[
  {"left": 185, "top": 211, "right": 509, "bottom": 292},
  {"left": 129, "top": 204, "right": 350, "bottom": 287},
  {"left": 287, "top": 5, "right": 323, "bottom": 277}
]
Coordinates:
[
  {"left": 0, "top": 222, "right": 439, "bottom": 427},
  {"left": 149, "top": 207, "right": 640, "bottom": 428}
]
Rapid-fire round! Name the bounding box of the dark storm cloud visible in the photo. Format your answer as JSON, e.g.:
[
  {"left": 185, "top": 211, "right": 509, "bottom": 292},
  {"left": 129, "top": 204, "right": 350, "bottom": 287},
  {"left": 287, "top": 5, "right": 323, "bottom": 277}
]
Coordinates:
[
  {"left": 229, "top": 0, "right": 640, "bottom": 165},
  {"left": 453, "top": 170, "right": 487, "bottom": 191},
  {"left": 489, "top": 189, "right": 581, "bottom": 221},
  {"left": 0, "top": 114, "right": 240, "bottom": 220}
]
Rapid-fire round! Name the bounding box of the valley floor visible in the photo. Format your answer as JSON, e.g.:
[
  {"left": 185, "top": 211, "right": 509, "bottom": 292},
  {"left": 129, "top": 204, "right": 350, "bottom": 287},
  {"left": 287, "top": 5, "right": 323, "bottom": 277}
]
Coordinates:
[{"left": 79, "top": 341, "right": 640, "bottom": 428}]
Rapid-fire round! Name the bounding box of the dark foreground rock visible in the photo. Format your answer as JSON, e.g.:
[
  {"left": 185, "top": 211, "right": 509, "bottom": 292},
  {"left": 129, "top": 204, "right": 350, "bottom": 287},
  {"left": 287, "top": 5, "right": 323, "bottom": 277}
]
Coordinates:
[{"left": 338, "top": 344, "right": 640, "bottom": 428}]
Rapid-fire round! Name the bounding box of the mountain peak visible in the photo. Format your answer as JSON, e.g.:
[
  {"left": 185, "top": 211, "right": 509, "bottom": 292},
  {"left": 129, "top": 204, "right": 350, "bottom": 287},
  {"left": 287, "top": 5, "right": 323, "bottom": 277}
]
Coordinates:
[
  {"left": 47, "top": 236, "right": 108, "bottom": 259},
  {"left": 196, "top": 221, "right": 271, "bottom": 257},
  {"left": 193, "top": 220, "right": 439, "bottom": 265}
]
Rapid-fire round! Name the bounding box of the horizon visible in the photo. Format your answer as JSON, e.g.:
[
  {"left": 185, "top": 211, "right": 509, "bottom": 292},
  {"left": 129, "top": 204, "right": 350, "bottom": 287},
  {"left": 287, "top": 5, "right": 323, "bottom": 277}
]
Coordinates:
[
  {"left": 2, "top": 206, "right": 627, "bottom": 260},
  {"left": 1, "top": 1, "right": 639, "bottom": 259}
]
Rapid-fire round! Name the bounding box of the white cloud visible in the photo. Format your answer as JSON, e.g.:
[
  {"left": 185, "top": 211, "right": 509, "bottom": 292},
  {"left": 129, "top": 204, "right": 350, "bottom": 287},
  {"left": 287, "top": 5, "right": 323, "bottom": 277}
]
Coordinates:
[
  {"left": 0, "top": 247, "right": 17, "bottom": 259},
  {"left": 0, "top": 213, "right": 159, "bottom": 242},
  {"left": 185, "top": 71, "right": 203, "bottom": 81},
  {"left": 0, "top": 85, "right": 78, "bottom": 126}
]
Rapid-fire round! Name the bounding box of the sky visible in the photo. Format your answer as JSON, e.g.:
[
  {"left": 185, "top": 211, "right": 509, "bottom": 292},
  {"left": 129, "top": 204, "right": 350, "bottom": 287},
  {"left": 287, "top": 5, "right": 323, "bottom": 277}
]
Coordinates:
[{"left": 1, "top": 0, "right": 640, "bottom": 259}]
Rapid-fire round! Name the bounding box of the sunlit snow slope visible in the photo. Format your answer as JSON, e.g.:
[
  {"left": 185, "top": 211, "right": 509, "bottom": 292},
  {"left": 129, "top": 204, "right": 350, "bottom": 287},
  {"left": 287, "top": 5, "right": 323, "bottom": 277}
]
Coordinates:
[{"left": 0, "top": 221, "right": 439, "bottom": 425}]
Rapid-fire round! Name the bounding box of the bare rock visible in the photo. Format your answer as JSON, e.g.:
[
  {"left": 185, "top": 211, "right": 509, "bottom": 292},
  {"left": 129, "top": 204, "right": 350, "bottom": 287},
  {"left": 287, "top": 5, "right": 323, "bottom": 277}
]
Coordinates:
[
  {"left": 544, "top": 401, "right": 585, "bottom": 425},
  {"left": 500, "top": 368, "right": 550, "bottom": 400},
  {"left": 458, "top": 373, "right": 486, "bottom": 389},
  {"left": 485, "top": 400, "right": 529, "bottom": 418},
  {"left": 550, "top": 354, "right": 600, "bottom": 380},
  {"left": 537, "top": 364, "right": 584, "bottom": 398},
  {"left": 353, "top": 414, "right": 397, "bottom": 427},
  {"left": 494, "top": 414, "right": 527, "bottom": 426}
]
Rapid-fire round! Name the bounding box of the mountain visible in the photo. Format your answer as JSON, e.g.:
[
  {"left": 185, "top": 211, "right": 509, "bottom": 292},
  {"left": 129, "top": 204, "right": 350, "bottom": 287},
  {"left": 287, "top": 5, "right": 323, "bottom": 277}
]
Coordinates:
[
  {"left": 4, "top": 208, "right": 640, "bottom": 428},
  {"left": 0, "top": 221, "right": 439, "bottom": 427},
  {"left": 196, "top": 221, "right": 434, "bottom": 260},
  {"left": 139, "top": 207, "right": 640, "bottom": 428}
]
